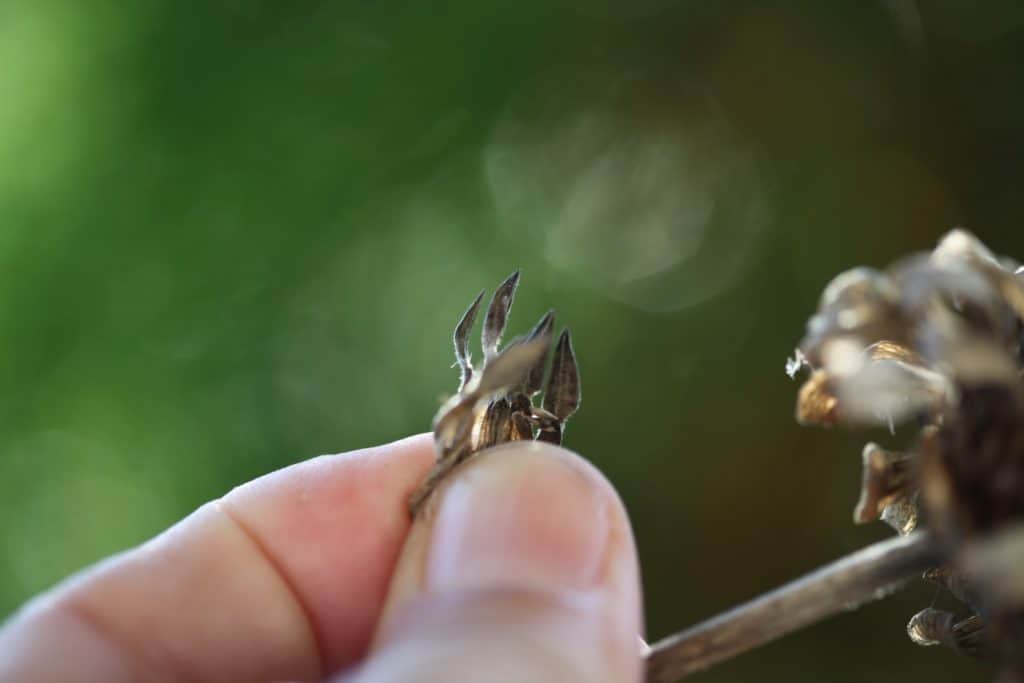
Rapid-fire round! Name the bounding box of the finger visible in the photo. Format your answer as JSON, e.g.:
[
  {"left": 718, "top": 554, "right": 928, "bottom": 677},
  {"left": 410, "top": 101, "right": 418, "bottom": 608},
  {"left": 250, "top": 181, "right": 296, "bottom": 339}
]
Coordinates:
[
  {"left": 0, "top": 434, "right": 435, "bottom": 682},
  {"left": 344, "top": 441, "right": 643, "bottom": 683}
]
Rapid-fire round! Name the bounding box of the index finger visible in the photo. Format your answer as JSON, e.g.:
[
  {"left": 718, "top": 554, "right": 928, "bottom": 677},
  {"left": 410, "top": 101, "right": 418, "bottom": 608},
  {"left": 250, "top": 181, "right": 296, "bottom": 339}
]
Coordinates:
[{"left": 0, "top": 434, "right": 435, "bottom": 682}]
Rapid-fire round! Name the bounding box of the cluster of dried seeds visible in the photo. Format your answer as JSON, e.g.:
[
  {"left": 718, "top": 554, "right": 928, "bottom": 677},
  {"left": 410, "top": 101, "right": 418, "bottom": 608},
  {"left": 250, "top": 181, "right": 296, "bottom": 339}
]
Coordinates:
[
  {"left": 409, "top": 270, "right": 580, "bottom": 516},
  {"left": 789, "top": 230, "right": 1024, "bottom": 679}
]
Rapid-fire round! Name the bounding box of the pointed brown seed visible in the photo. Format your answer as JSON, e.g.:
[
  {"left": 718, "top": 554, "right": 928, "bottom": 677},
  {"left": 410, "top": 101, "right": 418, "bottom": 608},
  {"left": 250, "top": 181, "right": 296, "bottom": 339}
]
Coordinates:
[
  {"left": 509, "top": 411, "right": 533, "bottom": 440},
  {"left": 531, "top": 407, "right": 563, "bottom": 445},
  {"left": 453, "top": 289, "right": 485, "bottom": 390},
  {"left": 482, "top": 270, "right": 521, "bottom": 359},
  {"left": 524, "top": 310, "right": 555, "bottom": 395},
  {"left": 476, "top": 398, "right": 511, "bottom": 449},
  {"left": 543, "top": 328, "right": 580, "bottom": 422}
]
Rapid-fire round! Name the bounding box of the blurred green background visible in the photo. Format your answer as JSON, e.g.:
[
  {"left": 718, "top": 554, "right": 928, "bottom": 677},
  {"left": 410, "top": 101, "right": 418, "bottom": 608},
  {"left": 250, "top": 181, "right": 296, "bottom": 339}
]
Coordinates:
[{"left": 2, "top": 1, "right": 1023, "bottom": 680}]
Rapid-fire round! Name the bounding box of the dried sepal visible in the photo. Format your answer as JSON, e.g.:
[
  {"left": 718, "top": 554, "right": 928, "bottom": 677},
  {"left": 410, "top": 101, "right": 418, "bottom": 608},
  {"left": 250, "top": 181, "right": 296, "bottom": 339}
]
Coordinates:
[
  {"left": 482, "top": 269, "right": 520, "bottom": 360},
  {"left": 854, "top": 443, "right": 915, "bottom": 525},
  {"left": 932, "top": 229, "right": 1024, "bottom": 322},
  {"left": 543, "top": 329, "right": 581, "bottom": 422},
  {"left": 453, "top": 289, "right": 485, "bottom": 390},
  {"left": 819, "top": 337, "right": 950, "bottom": 428}
]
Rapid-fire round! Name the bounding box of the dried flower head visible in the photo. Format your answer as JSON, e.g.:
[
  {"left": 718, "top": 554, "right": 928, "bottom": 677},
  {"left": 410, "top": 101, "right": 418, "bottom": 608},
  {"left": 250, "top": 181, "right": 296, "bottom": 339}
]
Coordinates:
[
  {"left": 409, "top": 271, "right": 580, "bottom": 515},
  {"left": 789, "top": 230, "right": 1024, "bottom": 678}
]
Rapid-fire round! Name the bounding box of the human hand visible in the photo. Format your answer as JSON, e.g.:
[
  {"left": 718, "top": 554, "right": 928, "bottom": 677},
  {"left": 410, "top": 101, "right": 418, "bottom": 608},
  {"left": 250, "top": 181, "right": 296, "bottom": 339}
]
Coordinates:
[{"left": 0, "top": 435, "right": 643, "bottom": 682}]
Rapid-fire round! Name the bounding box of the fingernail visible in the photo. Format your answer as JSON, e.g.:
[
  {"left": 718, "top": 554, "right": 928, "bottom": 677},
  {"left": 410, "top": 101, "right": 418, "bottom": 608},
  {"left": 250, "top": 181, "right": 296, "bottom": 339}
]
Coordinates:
[{"left": 426, "top": 442, "right": 610, "bottom": 595}]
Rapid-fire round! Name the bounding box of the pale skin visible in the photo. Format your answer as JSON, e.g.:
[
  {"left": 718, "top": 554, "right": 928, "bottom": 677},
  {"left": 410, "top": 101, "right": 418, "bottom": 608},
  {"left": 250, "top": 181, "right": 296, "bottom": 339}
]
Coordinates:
[{"left": 0, "top": 435, "right": 644, "bottom": 682}]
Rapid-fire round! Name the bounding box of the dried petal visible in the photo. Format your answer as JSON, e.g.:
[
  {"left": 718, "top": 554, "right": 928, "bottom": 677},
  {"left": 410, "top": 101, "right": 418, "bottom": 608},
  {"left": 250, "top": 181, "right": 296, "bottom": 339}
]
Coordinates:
[
  {"left": 854, "top": 443, "right": 915, "bottom": 525},
  {"left": 482, "top": 269, "right": 520, "bottom": 359},
  {"left": 453, "top": 289, "right": 485, "bottom": 390},
  {"left": 524, "top": 310, "right": 555, "bottom": 395},
  {"left": 801, "top": 267, "right": 906, "bottom": 364},
  {"left": 933, "top": 229, "right": 1024, "bottom": 321},
  {"left": 543, "top": 329, "right": 580, "bottom": 422},
  {"left": 866, "top": 340, "right": 925, "bottom": 365},
  {"left": 830, "top": 351, "right": 950, "bottom": 426},
  {"left": 795, "top": 370, "right": 839, "bottom": 426}
]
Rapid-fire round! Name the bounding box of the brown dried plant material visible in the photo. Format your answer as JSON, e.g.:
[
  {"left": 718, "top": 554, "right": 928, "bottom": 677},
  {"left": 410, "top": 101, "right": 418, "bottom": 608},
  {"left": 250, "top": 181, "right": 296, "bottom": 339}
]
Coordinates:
[
  {"left": 409, "top": 271, "right": 580, "bottom": 516},
  {"left": 647, "top": 231, "right": 1024, "bottom": 683},
  {"left": 795, "top": 369, "right": 840, "bottom": 426},
  {"left": 908, "top": 609, "right": 995, "bottom": 659},
  {"left": 854, "top": 443, "right": 916, "bottom": 529},
  {"left": 787, "top": 229, "right": 1024, "bottom": 680}
]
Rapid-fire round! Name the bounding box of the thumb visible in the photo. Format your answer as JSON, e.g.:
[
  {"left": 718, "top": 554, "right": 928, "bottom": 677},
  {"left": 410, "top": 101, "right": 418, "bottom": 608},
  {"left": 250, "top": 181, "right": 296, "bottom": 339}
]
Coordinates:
[{"left": 342, "top": 441, "right": 643, "bottom": 683}]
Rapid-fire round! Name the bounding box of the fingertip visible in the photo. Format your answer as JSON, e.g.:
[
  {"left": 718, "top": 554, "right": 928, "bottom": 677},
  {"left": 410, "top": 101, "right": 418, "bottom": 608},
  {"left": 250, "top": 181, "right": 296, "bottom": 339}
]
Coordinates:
[{"left": 361, "top": 441, "right": 643, "bottom": 682}]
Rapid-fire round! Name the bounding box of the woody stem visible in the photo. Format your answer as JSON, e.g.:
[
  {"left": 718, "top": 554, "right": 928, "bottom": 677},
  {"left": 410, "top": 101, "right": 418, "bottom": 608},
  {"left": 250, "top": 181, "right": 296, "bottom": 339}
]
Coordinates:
[{"left": 644, "top": 532, "right": 945, "bottom": 683}]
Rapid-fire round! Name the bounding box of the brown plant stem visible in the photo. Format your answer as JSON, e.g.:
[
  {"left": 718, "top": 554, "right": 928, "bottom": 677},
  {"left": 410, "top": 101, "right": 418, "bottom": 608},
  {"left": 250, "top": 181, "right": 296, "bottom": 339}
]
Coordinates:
[{"left": 644, "top": 532, "right": 946, "bottom": 683}]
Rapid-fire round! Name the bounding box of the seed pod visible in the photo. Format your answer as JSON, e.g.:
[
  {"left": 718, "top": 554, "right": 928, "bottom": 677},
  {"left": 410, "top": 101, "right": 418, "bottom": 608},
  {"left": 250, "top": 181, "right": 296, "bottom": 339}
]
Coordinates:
[
  {"left": 543, "top": 329, "right": 580, "bottom": 422},
  {"left": 411, "top": 272, "right": 581, "bottom": 515},
  {"left": 524, "top": 310, "right": 555, "bottom": 395},
  {"left": 453, "top": 289, "right": 486, "bottom": 391},
  {"left": 482, "top": 270, "right": 520, "bottom": 360}
]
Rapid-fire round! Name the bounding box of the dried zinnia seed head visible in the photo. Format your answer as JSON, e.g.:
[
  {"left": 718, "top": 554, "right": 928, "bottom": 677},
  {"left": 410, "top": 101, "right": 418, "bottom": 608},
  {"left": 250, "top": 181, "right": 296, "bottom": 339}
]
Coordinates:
[
  {"left": 789, "top": 230, "right": 1024, "bottom": 678},
  {"left": 408, "top": 271, "right": 580, "bottom": 516}
]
